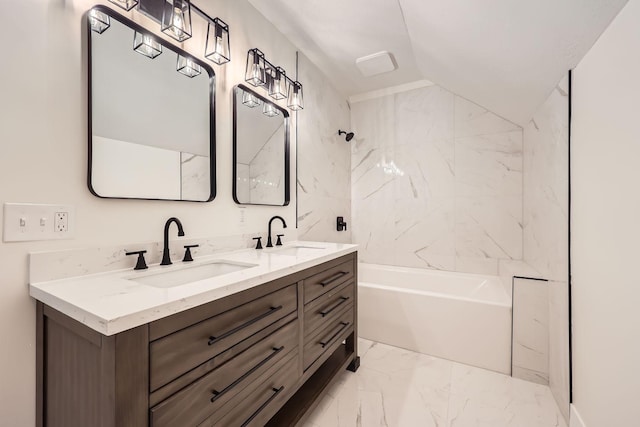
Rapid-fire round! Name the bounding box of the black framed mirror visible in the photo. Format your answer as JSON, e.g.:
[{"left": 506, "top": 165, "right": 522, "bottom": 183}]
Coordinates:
[
  {"left": 87, "top": 5, "right": 216, "bottom": 202},
  {"left": 233, "top": 84, "right": 290, "bottom": 206}
]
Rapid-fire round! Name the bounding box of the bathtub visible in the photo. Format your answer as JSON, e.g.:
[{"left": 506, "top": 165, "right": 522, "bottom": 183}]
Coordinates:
[{"left": 358, "top": 263, "right": 512, "bottom": 374}]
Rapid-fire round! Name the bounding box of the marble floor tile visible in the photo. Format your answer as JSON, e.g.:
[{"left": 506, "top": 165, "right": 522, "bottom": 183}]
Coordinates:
[{"left": 302, "top": 339, "right": 566, "bottom": 427}]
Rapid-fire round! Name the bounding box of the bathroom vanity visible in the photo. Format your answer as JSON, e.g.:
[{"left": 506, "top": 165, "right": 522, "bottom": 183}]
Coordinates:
[{"left": 31, "top": 243, "right": 358, "bottom": 427}]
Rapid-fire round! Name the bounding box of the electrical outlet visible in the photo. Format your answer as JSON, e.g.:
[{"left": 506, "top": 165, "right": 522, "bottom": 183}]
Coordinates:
[
  {"left": 55, "top": 212, "right": 68, "bottom": 233},
  {"left": 3, "top": 203, "right": 75, "bottom": 242}
]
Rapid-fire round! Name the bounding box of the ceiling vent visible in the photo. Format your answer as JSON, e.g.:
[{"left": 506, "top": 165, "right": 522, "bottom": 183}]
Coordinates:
[{"left": 355, "top": 51, "right": 397, "bottom": 77}]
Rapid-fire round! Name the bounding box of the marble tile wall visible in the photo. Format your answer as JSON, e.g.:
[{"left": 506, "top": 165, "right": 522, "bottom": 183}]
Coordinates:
[
  {"left": 181, "top": 153, "right": 210, "bottom": 201},
  {"left": 523, "top": 74, "right": 570, "bottom": 422},
  {"left": 297, "top": 54, "right": 352, "bottom": 244},
  {"left": 512, "top": 277, "right": 549, "bottom": 385},
  {"left": 351, "top": 85, "right": 523, "bottom": 274},
  {"left": 523, "top": 76, "right": 569, "bottom": 282},
  {"left": 236, "top": 163, "right": 250, "bottom": 202},
  {"left": 248, "top": 127, "right": 285, "bottom": 205}
]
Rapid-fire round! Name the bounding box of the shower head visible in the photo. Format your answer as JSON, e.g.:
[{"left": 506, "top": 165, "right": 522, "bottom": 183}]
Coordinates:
[{"left": 338, "top": 130, "right": 355, "bottom": 142}]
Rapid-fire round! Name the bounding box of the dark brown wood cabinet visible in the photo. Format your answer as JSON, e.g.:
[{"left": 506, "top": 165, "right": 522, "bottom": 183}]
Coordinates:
[{"left": 37, "top": 252, "right": 358, "bottom": 427}]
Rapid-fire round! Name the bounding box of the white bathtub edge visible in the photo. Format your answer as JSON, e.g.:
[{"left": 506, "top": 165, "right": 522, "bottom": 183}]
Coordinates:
[
  {"left": 359, "top": 281, "right": 512, "bottom": 308},
  {"left": 359, "top": 262, "right": 511, "bottom": 307}
]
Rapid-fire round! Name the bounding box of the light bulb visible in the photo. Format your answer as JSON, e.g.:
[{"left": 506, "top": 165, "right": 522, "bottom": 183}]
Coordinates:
[
  {"left": 142, "top": 36, "right": 153, "bottom": 55},
  {"left": 250, "top": 64, "right": 262, "bottom": 86},
  {"left": 208, "top": 36, "right": 223, "bottom": 62},
  {"left": 171, "top": 8, "right": 184, "bottom": 39}
]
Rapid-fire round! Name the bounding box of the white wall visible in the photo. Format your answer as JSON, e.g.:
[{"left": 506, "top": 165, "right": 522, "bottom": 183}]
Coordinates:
[
  {"left": 572, "top": 0, "right": 640, "bottom": 425},
  {"left": 248, "top": 125, "right": 285, "bottom": 205},
  {"left": 350, "top": 85, "right": 523, "bottom": 275},
  {"left": 0, "top": 1, "right": 349, "bottom": 425}
]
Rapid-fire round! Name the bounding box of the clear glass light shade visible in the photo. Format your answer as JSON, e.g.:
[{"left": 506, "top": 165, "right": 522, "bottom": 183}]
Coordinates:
[
  {"left": 108, "top": 0, "right": 138, "bottom": 11},
  {"left": 245, "top": 49, "right": 266, "bottom": 87},
  {"left": 287, "top": 81, "right": 304, "bottom": 111},
  {"left": 242, "top": 92, "right": 261, "bottom": 108},
  {"left": 268, "top": 67, "right": 288, "bottom": 100},
  {"left": 176, "top": 55, "right": 201, "bottom": 78},
  {"left": 205, "top": 18, "right": 230, "bottom": 65},
  {"left": 263, "top": 102, "right": 280, "bottom": 117},
  {"left": 133, "top": 32, "right": 162, "bottom": 59},
  {"left": 89, "top": 9, "right": 110, "bottom": 34},
  {"left": 162, "top": 0, "right": 192, "bottom": 42}
]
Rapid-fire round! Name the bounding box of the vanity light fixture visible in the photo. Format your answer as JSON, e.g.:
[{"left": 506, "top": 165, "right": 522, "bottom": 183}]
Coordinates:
[
  {"left": 113, "top": 0, "right": 231, "bottom": 67},
  {"left": 108, "top": 0, "right": 138, "bottom": 11},
  {"left": 263, "top": 102, "right": 280, "bottom": 117},
  {"left": 205, "top": 18, "right": 230, "bottom": 65},
  {"left": 242, "top": 92, "right": 261, "bottom": 108},
  {"left": 133, "top": 31, "right": 162, "bottom": 59},
  {"left": 89, "top": 9, "right": 110, "bottom": 34},
  {"left": 287, "top": 80, "right": 304, "bottom": 111},
  {"left": 176, "top": 55, "right": 201, "bottom": 78},
  {"left": 161, "top": 0, "right": 192, "bottom": 42},
  {"left": 244, "top": 48, "right": 305, "bottom": 111},
  {"left": 245, "top": 49, "right": 266, "bottom": 87}
]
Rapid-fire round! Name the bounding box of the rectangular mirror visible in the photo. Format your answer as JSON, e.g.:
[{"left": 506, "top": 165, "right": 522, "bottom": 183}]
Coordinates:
[
  {"left": 88, "top": 6, "right": 215, "bottom": 202},
  {"left": 233, "top": 85, "right": 290, "bottom": 206}
]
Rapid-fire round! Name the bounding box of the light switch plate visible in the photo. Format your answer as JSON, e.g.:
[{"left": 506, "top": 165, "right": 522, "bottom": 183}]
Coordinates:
[{"left": 3, "top": 203, "right": 76, "bottom": 242}]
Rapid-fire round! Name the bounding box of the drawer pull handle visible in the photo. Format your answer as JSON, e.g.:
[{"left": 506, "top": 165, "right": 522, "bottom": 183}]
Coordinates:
[
  {"left": 318, "top": 271, "right": 348, "bottom": 287},
  {"left": 208, "top": 305, "right": 283, "bottom": 346},
  {"left": 319, "top": 321, "right": 350, "bottom": 348},
  {"left": 320, "top": 296, "right": 350, "bottom": 317},
  {"left": 210, "top": 346, "right": 285, "bottom": 403},
  {"left": 240, "top": 386, "right": 285, "bottom": 427}
]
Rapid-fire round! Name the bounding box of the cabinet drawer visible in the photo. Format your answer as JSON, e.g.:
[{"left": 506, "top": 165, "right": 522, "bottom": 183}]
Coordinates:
[
  {"left": 150, "top": 284, "right": 297, "bottom": 391},
  {"left": 303, "top": 307, "right": 354, "bottom": 370},
  {"left": 304, "top": 281, "right": 354, "bottom": 338},
  {"left": 303, "top": 259, "right": 354, "bottom": 304},
  {"left": 202, "top": 355, "right": 299, "bottom": 427},
  {"left": 150, "top": 320, "right": 298, "bottom": 427}
]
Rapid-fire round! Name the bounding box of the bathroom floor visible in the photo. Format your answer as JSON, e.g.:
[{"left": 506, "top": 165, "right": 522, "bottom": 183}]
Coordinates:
[{"left": 302, "top": 339, "right": 567, "bottom": 427}]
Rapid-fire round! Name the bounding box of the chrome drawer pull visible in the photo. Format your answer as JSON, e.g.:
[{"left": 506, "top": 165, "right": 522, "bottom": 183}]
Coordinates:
[
  {"left": 240, "top": 386, "right": 285, "bottom": 427},
  {"left": 319, "top": 321, "right": 350, "bottom": 348},
  {"left": 318, "top": 271, "right": 348, "bottom": 287},
  {"left": 210, "top": 346, "right": 285, "bottom": 403},
  {"left": 320, "top": 296, "right": 350, "bottom": 317},
  {"left": 207, "top": 305, "right": 283, "bottom": 346}
]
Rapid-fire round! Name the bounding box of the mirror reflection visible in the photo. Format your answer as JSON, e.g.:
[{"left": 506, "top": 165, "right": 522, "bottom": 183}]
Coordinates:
[
  {"left": 88, "top": 7, "right": 215, "bottom": 201},
  {"left": 233, "top": 85, "right": 290, "bottom": 206}
]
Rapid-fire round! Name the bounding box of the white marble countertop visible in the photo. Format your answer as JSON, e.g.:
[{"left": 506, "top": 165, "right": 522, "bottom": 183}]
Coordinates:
[{"left": 30, "top": 241, "right": 357, "bottom": 336}]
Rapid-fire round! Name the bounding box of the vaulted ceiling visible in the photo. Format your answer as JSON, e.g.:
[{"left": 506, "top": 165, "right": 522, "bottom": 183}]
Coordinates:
[{"left": 248, "top": 0, "right": 628, "bottom": 125}]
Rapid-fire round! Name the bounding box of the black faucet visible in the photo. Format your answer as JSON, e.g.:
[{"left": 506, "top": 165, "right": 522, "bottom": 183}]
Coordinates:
[
  {"left": 161, "top": 217, "right": 185, "bottom": 265},
  {"left": 266, "top": 215, "right": 287, "bottom": 248}
]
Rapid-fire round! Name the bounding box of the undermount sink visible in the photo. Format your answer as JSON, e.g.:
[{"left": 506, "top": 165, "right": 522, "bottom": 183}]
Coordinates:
[
  {"left": 269, "top": 245, "right": 326, "bottom": 256},
  {"left": 128, "top": 260, "right": 258, "bottom": 289}
]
